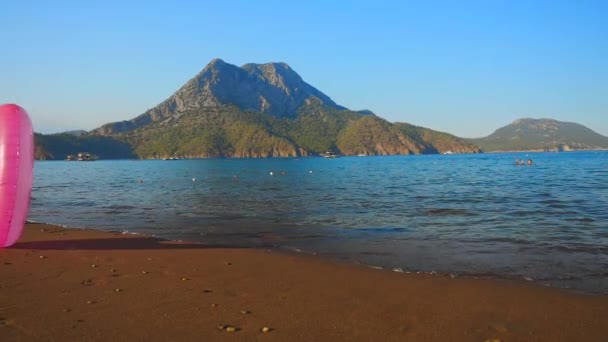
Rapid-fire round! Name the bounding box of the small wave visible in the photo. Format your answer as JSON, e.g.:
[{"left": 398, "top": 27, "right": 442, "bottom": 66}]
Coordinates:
[
  {"left": 356, "top": 227, "right": 412, "bottom": 234},
  {"left": 360, "top": 251, "right": 394, "bottom": 256},
  {"left": 588, "top": 271, "right": 608, "bottom": 277},
  {"left": 424, "top": 208, "right": 477, "bottom": 216},
  {"left": 105, "top": 204, "right": 137, "bottom": 210},
  {"left": 541, "top": 199, "right": 570, "bottom": 209},
  {"left": 565, "top": 217, "right": 595, "bottom": 223},
  {"left": 288, "top": 234, "right": 329, "bottom": 239},
  {"left": 63, "top": 200, "right": 97, "bottom": 207},
  {"left": 547, "top": 244, "right": 608, "bottom": 253},
  {"left": 509, "top": 209, "right": 578, "bottom": 216},
  {"left": 121, "top": 230, "right": 142, "bottom": 235},
  {"left": 479, "top": 237, "right": 535, "bottom": 245},
  {"left": 33, "top": 185, "right": 72, "bottom": 190},
  {"left": 260, "top": 187, "right": 282, "bottom": 191}
]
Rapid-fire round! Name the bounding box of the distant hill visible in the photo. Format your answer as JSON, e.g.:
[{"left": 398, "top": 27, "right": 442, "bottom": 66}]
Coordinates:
[
  {"left": 35, "top": 58, "right": 480, "bottom": 159},
  {"left": 468, "top": 118, "right": 608, "bottom": 152}
]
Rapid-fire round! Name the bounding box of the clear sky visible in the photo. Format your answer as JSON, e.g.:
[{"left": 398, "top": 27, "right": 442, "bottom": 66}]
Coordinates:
[{"left": 2, "top": 0, "right": 606, "bottom": 137}]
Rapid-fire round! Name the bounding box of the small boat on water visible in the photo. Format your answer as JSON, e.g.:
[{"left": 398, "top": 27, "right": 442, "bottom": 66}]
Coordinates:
[
  {"left": 66, "top": 152, "right": 98, "bottom": 161},
  {"left": 322, "top": 151, "right": 340, "bottom": 158}
]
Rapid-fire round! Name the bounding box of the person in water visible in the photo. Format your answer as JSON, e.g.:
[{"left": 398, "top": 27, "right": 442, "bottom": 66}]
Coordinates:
[{"left": 527, "top": 159, "right": 533, "bottom": 165}]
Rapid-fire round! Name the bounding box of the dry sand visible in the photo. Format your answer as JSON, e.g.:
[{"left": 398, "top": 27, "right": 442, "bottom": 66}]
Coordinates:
[{"left": 1, "top": 223, "right": 607, "bottom": 341}]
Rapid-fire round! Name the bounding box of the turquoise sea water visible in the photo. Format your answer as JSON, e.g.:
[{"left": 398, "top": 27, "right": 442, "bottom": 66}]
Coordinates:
[{"left": 29, "top": 152, "right": 608, "bottom": 293}]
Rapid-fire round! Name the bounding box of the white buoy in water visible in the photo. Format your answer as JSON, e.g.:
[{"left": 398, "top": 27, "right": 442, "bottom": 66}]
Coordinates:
[{"left": 269, "top": 171, "right": 274, "bottom": 176}]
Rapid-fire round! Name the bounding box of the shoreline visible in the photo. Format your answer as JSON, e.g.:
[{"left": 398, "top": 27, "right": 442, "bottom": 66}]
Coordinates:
[
  {"left": 477, "top": 148, "right": 608, "bottom": 153},
  {"left": 1, "top": 223, "right": 607, "bottom": 341},
  {"left": 25, "top": 220, "right": 606, "bottom": 297}
]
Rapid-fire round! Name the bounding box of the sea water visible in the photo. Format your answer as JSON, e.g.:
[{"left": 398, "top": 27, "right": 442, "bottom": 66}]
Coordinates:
[{"left": 29, "top": 151, "right": 608, "bottom": 293}]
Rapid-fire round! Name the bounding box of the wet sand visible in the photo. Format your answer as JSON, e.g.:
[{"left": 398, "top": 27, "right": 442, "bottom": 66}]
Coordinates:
[{"left": 1, "top": 223, "right": 607, "bottom": 341}]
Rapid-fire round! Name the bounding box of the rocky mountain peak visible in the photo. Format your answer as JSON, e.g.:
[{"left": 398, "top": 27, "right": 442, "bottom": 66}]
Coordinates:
[
  {"left": 94, "top": 58, "right": 345, "bottom": 135},
  {"left": 241, "top": 62, "right": 300, "bottom": 94},
  {"left": 207, "top": 57, "right": 226, "bottom": 65}
]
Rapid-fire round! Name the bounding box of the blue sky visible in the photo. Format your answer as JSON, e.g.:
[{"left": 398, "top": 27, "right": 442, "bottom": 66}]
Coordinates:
[{"left": 1, "top": 0, "right": 606, "bottom": 137}]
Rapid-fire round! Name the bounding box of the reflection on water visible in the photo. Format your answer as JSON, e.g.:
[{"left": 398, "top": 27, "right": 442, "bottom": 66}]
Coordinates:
[{"left": 30, "top": 151, "right": 608, "bottom": 293}]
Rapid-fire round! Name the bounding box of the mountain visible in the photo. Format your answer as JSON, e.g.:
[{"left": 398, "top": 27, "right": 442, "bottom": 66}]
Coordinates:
[
  {"left": 468, "top": 118, "right": 608, "bottom": 152},
  {"left": 36, "top": 59, "right": 480, "bottom": 159},
  {"left": 93, "top": 59, "right": 346, "bottom": 135}
]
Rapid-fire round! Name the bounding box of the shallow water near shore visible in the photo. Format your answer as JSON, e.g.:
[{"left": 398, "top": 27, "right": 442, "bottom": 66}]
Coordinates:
[{"left": 29, "top": 151, "right": 608, "bottom": 293}]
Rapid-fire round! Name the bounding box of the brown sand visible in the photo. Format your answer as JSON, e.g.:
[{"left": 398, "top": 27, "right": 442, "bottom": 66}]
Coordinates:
[{"left": 1, "top": 224, "right": 607, "bottom": 341}]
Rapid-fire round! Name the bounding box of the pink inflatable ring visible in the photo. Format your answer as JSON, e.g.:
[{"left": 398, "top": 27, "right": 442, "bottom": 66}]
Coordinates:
[{"left": 0, "top": 104, "right": 34, "bottom": 247}]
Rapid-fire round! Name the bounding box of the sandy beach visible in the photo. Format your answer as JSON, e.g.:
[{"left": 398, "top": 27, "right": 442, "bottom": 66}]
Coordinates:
[{"left": 0, "top": 223, "right": 606, "bottom": 341}]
